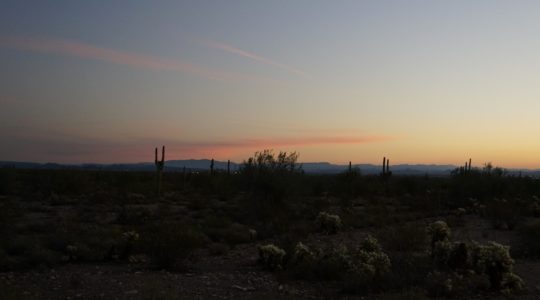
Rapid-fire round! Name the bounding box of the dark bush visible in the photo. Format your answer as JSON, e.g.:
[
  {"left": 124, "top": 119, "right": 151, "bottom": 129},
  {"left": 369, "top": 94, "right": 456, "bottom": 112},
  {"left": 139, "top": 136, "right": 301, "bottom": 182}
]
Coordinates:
[{"left": 142, "top": 222, "right": 208, "bottom": 270}]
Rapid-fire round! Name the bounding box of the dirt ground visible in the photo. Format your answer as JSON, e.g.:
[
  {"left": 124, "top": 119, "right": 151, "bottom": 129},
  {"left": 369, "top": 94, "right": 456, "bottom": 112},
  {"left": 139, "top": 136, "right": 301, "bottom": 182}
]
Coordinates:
[{"left": 3, "top": 216, "right": 540, "bottom": 300}]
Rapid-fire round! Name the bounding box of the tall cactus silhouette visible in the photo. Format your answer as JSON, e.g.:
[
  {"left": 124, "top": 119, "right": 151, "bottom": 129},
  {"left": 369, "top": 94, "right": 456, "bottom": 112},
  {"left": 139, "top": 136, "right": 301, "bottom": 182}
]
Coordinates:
[
  {"left": 210, "top": 158, "right": 215, "bottom": 175},
  {"left": 227, "top": 160, "right": 231, "bottom": 175},
  {"left": 155, "top": 146, "right": 165, "bottom": 195},
  {"left": 461, "top": 158, "right": 472, "bottom": 174},
  {"left": 381, "top": 156, "right": 392, "bottom": 178}
]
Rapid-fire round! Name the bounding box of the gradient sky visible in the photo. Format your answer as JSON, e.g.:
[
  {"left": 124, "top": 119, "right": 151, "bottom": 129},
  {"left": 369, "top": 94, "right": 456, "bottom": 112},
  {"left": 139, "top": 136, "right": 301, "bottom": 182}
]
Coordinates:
[{"left": 1, "top": 1, "right": 540, "bottom": 167}]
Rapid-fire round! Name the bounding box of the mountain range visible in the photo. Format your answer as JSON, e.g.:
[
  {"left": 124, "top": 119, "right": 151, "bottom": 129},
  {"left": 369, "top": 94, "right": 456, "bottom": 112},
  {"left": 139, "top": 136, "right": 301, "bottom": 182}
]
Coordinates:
[{"left": 1, "top": 160, "right": 539, "bottom": 176}]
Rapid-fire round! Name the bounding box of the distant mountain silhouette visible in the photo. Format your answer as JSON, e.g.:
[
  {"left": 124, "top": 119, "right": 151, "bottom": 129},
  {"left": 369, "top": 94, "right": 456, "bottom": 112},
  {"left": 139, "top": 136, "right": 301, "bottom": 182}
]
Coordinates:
[{"left": 2, "top": 160, "right": 539, "bottom": 176}]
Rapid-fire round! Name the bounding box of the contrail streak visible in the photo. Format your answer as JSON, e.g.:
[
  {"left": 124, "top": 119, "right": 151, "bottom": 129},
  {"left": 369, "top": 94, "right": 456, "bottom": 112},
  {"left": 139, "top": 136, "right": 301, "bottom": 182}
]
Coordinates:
[
  {"left": 0, "top": 36, "right": 252, "bottom": 81},
  {"left": 203, "top": 39, "right": 309, "bottom": 77}
]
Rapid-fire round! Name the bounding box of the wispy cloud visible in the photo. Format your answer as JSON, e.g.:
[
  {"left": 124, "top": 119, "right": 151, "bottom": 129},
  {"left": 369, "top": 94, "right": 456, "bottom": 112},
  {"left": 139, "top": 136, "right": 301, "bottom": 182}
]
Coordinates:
[
  {"left": 1, "top": 132, "right": 394, "bottom": 163},
  {"left": 0, "top": 36, "right": 250, "bottom": 81},
  {"left": 166, "top": 135, "right": 393, "bottom": 158},
  {"left": 202, "top": 39, "right": 309, "bottom": 77},
  {"left": 176, "top": 135, "right": 392, "bottom": 149}
]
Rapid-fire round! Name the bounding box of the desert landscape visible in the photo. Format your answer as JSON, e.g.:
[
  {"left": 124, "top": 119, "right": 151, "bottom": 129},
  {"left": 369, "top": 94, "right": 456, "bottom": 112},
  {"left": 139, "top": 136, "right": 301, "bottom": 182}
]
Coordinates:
[
  {"left": 2, "top": 1, "right": 540, "bottom": 299},
  {"left": 2, "top": 151, "right": 540, "bottom": 299}
]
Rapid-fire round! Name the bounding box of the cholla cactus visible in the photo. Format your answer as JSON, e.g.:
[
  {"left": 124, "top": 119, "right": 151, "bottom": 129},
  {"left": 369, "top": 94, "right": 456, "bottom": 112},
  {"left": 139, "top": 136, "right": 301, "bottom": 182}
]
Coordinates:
[
  {"left": 471, "top": 241, "right": 521, "bottom": 290},
  {"left": 348, "top": 238, "right": 391, "bottom": 285},
  {"left": 427, "top": 221, "right": 451, "bottom": 252},
  {"left": 431, "top": 240, "right": 470, "bottom": 270},
  {"left": 425, "top": 271, "right": 455, "bottom": 297},
  {"left": 316, "top": 211, "right": 342, "bottom": 234},
  {"left": 501, "top": 273, "right": 525, "bottom": 294},
  {"left": 258, "top": 244, "right": 286, "bottom": 270},
  {"left": 431, "top": 240, "right": 453, "bottom": 267},
  {"left": 122, "top": 231, "right": 140, "bottom": 242},
  {"left": 353, "top": 250, "right": 391, "bottom": 277},
  {"left": 360, "top": 235, "right": 382, "bottom": 253},
  {"left": 293, "top": 242, "right": 316, "bottom": 263}
]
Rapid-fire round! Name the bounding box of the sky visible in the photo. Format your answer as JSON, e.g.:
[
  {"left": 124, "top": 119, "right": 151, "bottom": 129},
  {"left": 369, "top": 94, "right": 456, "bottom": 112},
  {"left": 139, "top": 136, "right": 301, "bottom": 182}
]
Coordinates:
[{"left": 1, "top": 1, "right": 540, "bottom": 168}]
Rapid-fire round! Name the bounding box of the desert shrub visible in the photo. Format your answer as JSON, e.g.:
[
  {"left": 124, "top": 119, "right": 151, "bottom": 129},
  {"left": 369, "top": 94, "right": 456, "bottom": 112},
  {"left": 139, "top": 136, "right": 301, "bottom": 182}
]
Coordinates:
[
  {"left": 314, "top": 244, "right": 352, "bottom": 280},
  {"left": 143, "top": 222, "right": 209, "bottom": 270},
  {"left": 344, "top": 235, "right": 392, "bottom": 292},
  {"left": 354, "top": 236, "right": 391, "bottom": 276},
  {"left": 286, "top": 235, "right": 391, "bottom": 289},
  {"left": 431, "top": 240, "right": 452, "bottom": 268},
  {"left": 316, "top": 211, "right": 342, "bottom": 234},
  {"left": 470, "top": 241, "right": 523, "bottom": 291},
  {"left": 287, "top": 242, "right": 318, "bottom": 278},
  {"left": 427, "top": 220, "right": 450, "bottom": 253},
  {"left": 431, "top": 241, "right": 470, "bottom": 270},
  {"left": 291, "top": 242, "right": 316, "bottom": 264},
  {"left": 425, "top": 221, "right": 523, "bottom": 294},
  {"left": 425, "top": 271, "right": 456, "bottom": 297},
  {"left": 446, "top": 242, "right": 469, "bottom": 270},
  {"left": 240, "top": 150, "right": 303, "bottom": 218},
  {"left": 48, "top": 223, "right": 121, "bottom": 262},
  {"left": 360, "top": 234, "right": 382, "bottom": 252},
  {"left": 258, "top": 244, "right": 286, "bottom": 270},
  {"left": 430, "top": 240, "right": 524, "bottom": 293},
  {"left": 500, "top": 272, "right": 525, "bottom": 295}
]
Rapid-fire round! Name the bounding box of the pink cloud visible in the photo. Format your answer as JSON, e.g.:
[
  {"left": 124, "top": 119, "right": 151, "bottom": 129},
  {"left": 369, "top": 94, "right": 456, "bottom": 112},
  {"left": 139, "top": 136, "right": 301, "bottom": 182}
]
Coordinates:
[
  {"left": 202, "top": 39, "right": 309, "bottom": 77},
  {"left": 166, "top": 135, "right": 394, "bottom": 159},
  {"left": 0, "top": 36, "right": 251, "bottom": 81},
  {"left": 1, "top": 133, "right": 394, "bottom": 163}
]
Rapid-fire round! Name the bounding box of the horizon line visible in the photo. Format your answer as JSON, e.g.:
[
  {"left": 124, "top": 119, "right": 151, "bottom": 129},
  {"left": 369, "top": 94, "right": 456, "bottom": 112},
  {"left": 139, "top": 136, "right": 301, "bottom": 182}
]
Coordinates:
[{"left": 1, "top": 159, "right": 539, "bottom": 171}]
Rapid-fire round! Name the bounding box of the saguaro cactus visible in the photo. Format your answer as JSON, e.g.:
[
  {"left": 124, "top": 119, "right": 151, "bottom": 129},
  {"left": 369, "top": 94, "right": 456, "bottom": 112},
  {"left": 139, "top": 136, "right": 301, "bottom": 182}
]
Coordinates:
[
  {"left": 381, "top": 156, "right": 392, "bottom": 178},
  {"left": 210, "top": 158, "right": 215, "bottom": 175},
  {"left": 155, "top": 146, "right": 165, "bottom": 195},
  {"left": 227, "top": 160, "right": 231, "bottom": 175},
  {"left": 349, "top": 161, "right": 352, "bottom": 173},
  {"left": 461, "top": 158, "right": 472, "bottom": 174}
]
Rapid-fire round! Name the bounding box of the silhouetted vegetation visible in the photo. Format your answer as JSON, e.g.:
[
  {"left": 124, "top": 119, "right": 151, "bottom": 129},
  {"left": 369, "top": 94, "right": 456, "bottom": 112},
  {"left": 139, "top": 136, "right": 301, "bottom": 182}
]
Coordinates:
[{"left": 1, "top": 150, "right": 539, "bottom": 298}]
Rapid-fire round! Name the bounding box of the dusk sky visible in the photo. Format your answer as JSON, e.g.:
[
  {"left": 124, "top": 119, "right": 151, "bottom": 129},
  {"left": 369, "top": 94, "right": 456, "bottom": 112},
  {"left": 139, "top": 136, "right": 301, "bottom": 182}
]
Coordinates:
[{"left": 2, "top": 1, "right": 540, "bottom": 167}]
